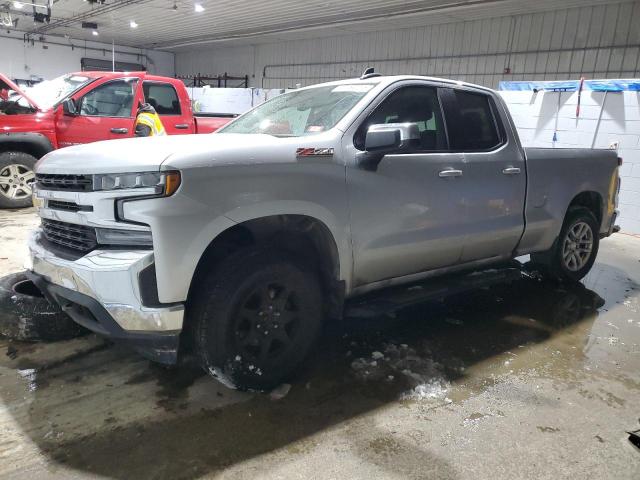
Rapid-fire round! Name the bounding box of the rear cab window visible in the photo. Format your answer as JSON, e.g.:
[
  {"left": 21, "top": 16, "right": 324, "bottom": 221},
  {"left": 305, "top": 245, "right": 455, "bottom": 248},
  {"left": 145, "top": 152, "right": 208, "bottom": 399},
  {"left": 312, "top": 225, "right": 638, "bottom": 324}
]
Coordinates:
[
  {"left": 143, "top": 82, "right": 181, "bottom": 115},
  {"left": 443, "top": 89, "right": 503, "bottom": 151}
]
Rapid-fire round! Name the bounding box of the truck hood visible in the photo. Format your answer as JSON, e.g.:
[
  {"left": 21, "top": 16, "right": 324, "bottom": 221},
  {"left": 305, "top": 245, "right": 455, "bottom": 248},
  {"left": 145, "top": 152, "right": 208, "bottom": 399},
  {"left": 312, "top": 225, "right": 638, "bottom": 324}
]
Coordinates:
[
  {"left": 35, "top": 133, "right": 336, "bottom": 175},
  {"left": 0, "top": 73, "right": 42, "bottom": 110}
]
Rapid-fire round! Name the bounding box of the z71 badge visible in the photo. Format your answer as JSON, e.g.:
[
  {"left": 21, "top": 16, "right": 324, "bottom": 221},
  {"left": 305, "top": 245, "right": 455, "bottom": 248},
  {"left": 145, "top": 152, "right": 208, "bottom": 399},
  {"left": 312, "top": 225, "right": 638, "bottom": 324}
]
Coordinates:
[{"left": 296, "top": 147, "right": 334, "bottom": 157}]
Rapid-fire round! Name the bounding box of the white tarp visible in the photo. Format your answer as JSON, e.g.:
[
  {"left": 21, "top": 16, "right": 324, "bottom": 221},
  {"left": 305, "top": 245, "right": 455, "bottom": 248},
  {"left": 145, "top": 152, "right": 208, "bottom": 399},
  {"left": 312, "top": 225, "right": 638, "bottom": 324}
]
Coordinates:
[{"left": 188, "top": 87, "right": 287, "bottom": 115}]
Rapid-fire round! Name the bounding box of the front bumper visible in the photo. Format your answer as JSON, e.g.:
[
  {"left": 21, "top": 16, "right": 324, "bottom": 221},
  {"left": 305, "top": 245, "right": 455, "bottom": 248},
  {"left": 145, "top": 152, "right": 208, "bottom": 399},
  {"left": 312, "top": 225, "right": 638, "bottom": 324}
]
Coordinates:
[{"left": 26, "top": 231, "right": 184, "bottom": 363}]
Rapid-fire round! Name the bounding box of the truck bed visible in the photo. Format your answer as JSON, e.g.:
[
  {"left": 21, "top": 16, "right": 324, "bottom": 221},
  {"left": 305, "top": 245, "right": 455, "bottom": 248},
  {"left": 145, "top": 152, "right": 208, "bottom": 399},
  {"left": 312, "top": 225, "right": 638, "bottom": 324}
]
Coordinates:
[
  {"left": 516, "top": 147, "right": 619, "bottom": 256},
  {"left": 194, "top": 114, "right": 237, "bottom": 133}
]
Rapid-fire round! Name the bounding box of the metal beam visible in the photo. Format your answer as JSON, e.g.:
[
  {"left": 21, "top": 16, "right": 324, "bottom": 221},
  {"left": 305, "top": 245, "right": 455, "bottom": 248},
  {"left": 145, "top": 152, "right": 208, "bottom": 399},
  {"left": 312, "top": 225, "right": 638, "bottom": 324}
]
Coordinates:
[{"left": 33, "top": 0, "right": 154, "bottom": 34}]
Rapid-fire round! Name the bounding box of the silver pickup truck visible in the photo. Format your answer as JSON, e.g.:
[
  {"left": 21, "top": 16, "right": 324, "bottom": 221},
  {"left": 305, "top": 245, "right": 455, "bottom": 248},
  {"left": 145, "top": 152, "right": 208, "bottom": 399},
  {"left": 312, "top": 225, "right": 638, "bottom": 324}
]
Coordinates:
[{"left": 26, "top": 73, "right": 620, "bottom": 389}]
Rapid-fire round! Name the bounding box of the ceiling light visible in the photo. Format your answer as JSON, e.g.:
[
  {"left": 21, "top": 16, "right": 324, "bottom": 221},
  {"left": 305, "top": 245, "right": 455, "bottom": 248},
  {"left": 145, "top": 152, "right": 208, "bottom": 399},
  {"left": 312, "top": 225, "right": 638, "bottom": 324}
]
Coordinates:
[
  {"left": 13, "top": 1, "right": 24, "bottom": 9},
  {"left": 130, "top": 20, "right": 138, "bottom": 28},
  {"left": 92, "top": 30, "right": 99, "bottom": 36},
  {"left": 194, "top": 3, "right": 204, "bottom": 12}
]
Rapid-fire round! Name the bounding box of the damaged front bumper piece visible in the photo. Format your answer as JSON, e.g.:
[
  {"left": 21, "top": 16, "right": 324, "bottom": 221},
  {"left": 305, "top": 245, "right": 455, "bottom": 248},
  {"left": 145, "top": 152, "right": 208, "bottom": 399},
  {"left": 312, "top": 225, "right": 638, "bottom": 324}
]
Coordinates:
[{"left": 26, "top": 232, "right": 184, "bottom": 364}]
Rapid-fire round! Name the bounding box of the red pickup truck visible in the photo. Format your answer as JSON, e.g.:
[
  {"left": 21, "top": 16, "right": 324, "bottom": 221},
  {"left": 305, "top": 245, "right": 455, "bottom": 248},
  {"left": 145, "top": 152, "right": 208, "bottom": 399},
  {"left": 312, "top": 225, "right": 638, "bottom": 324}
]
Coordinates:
[{"left": 0, "top": 71, "right": 233, "bottom": 208}]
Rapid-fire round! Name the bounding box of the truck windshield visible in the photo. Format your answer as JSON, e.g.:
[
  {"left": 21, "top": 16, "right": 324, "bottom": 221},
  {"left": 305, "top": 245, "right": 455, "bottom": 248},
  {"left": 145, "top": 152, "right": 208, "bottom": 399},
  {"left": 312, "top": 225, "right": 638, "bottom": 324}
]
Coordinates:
[
  {"left": 26, "top": 74, "right": 92, "bottom": 109},
  {"left": 219, "top": 84, "right": 374, "bottom": 136}
]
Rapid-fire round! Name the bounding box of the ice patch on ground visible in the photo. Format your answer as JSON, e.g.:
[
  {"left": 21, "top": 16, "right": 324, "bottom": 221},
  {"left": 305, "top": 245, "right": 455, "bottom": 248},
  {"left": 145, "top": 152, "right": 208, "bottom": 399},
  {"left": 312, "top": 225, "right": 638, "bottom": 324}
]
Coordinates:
[
  {"left": 350, "top": 341, "right": 451, "bottom": 401},
  {"left": 402, "top": 378, "right": 450, "bottom": 400}
]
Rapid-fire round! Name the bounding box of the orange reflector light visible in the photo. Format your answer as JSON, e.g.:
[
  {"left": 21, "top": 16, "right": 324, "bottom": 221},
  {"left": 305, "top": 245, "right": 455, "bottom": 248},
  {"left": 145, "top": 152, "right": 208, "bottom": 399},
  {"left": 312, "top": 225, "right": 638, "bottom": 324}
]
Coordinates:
[{"left": 164, "top": 171, "right": 181, "bottom": 196}]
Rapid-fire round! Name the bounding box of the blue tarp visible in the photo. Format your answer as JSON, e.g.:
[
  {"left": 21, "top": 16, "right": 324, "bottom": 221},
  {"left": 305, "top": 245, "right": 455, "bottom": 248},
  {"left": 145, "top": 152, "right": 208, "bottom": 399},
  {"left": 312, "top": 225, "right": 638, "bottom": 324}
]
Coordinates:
[{"left": 499, "top": 79, "right": 640, "bottom": 92}]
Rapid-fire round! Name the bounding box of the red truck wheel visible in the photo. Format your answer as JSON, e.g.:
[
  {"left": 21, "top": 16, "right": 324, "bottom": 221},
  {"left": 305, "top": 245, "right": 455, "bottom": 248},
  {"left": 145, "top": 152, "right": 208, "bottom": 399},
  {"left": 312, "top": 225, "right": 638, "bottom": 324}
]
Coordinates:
[{"left": 0, "top": 151, "right": 37, "bottom": 209}]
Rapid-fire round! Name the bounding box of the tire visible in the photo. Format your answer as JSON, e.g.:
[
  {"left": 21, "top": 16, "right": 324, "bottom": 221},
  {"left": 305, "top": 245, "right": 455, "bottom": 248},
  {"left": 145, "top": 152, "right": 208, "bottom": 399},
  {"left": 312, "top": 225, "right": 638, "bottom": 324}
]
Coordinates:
[
  {"left": 531, "top": 207, "right": 600, "bottom": 282},
  {"left": 189, "top": 247, "right": 324, "bottom": 391},
  {"left": 0, "top": 271, "right": 87, "bottom": 342},
  {"left": 0, "top": 151, "right": 37, "bottom": 209}
]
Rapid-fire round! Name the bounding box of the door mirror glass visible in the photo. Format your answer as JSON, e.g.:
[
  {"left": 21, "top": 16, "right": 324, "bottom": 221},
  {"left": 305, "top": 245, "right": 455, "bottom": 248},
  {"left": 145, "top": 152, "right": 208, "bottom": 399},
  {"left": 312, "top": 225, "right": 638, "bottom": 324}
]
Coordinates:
[
  {"left": 365, "top": 123, "right": 420, "bottom": 152},
  {"left": 62, "top": 98, "right": 77, "bottom": 116}
]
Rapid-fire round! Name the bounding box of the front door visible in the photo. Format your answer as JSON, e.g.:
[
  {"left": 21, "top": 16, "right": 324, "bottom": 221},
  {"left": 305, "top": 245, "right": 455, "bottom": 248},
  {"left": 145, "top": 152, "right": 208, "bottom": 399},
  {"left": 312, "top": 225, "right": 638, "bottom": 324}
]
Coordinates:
[
  {"left": 55, "top": 78, "right": 140, "bottom": 147},
  {"left": 346, "top": 84, "right": 468, "bottom": 286}
]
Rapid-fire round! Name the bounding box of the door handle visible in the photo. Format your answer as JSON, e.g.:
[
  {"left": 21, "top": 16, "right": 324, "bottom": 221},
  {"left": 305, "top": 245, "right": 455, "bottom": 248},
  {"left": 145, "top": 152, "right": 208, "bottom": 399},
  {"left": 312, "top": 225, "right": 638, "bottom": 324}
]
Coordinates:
[
  {"left": 174, "top": 123, "right": 189, "bottom": 129},
  {"left": 438, "top": 169, "right": 463, "bottom": 178},
  {"left": 110, "top": 128, "right": 128, "bottom": 134},
  {"left": 502, "top": 167, "right": 521, "bottom": 175}
]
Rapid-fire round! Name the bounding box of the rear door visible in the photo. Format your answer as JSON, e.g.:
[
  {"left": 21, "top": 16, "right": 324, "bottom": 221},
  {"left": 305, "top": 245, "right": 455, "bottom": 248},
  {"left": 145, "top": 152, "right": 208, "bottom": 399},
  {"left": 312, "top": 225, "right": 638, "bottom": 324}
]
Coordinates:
[
  {"left": 142, "top": 81, "right": 194, "bottom": 135},
  {"left": 55, "top": 77, "right": 141, "bottom": 146},
  {"left": 440, "top": 88, "right": 526, "bottom": 262}
]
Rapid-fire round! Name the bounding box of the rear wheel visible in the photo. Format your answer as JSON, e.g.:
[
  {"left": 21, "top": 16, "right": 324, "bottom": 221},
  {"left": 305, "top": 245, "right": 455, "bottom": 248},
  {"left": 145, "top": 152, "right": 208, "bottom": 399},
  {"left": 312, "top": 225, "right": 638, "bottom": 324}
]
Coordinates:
[
  {"left": 0, "top": 152, "right": 37, "bottom": 209},
  {"left": 190, "top": 247, "right": 323, "bottom": 390},
  {"left": 531, "top": 207, "right": 600, "bottom": 282}
]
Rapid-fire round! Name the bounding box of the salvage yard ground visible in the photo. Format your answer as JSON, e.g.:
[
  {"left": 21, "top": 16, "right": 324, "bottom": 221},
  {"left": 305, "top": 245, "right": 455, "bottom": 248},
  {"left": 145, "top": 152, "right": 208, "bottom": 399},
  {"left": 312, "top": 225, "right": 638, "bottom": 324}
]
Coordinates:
[{"left": 0, "top": 208, "right": 639, "bottom": 479}]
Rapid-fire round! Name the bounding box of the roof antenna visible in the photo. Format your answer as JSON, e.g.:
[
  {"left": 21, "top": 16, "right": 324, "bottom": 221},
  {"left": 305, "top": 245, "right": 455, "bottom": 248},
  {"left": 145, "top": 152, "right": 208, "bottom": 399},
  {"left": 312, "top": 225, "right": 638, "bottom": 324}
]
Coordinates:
[{"left": 360, "top": 67, "right": 382, "bottom": 80}]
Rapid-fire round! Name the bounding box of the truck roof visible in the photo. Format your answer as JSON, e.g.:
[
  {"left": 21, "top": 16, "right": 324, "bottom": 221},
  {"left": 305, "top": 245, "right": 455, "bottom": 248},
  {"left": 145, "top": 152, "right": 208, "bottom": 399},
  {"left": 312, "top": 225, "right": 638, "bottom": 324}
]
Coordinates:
[
  {"left": 301, "top": 74, "right": 496, "bottom": 94},
  {"left": 69, "top": 71, "right": 183, "bottom": 84}
]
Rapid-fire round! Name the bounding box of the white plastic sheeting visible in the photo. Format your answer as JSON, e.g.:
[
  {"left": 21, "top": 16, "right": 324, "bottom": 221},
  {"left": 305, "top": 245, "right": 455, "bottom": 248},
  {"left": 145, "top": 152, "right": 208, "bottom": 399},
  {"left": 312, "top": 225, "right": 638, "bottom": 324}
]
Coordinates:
[{"left": 187, "top": 87, "right": 286, "bottom": 115}]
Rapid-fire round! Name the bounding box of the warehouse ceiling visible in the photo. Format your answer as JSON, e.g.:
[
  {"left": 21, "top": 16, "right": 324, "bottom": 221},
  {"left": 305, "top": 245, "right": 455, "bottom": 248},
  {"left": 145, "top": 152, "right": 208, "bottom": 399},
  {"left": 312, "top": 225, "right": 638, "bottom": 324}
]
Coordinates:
[{"left": 2, "top": 0, "right": 627, "bottom": 50}]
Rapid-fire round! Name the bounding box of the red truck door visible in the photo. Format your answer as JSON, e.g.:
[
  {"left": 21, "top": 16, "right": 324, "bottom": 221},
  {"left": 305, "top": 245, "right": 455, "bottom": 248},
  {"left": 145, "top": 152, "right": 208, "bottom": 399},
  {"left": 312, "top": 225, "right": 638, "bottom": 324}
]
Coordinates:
[
  {"left": 142, "top": 81, "right": 194, "bottom": 135},
  {"left": 55, "top": 78, "right": 142, "bottom": 147}
]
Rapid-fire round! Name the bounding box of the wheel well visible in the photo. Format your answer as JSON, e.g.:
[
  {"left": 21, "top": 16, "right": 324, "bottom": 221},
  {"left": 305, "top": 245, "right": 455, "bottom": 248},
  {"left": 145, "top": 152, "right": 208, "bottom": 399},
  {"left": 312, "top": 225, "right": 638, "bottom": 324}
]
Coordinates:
[
  {"left": 0, "top": 141, "right": 49, "bottom": 159},
  {"left": 568, "top": 191, "right": 603, "bottom": 225},
  {"left": 188, "top": 215, "right": 344, "bottom": 317}
]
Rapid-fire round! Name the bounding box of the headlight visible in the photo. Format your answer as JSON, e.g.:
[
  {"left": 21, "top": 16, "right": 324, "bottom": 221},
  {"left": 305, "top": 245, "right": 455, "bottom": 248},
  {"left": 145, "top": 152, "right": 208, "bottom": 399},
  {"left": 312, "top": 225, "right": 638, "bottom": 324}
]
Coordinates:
[
  {"left": 95, "top": 227, "right": 153, "bottom": 247},
  {"left": 93, "top": 171, "right": 181, "bottom": 196}
]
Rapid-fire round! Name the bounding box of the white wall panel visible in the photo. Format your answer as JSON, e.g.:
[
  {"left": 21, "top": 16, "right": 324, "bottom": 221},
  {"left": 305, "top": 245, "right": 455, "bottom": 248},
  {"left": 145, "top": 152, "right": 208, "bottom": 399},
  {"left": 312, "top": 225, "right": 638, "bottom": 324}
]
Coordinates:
[
  {"left": 176, "top": 1, "right": 640, "bottom": 89},
  {"left": 0, "top": 34, "right": 174, "bottom": 80},
  {"left": 501, "top": 89, "right": 640, "bottom": 234}
]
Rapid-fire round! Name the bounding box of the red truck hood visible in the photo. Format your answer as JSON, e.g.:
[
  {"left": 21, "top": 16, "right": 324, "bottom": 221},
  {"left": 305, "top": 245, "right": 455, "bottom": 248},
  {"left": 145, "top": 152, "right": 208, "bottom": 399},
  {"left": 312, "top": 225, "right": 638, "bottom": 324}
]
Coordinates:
[{"left": 0, "top": 73, "right": 42, "bottom": 110}]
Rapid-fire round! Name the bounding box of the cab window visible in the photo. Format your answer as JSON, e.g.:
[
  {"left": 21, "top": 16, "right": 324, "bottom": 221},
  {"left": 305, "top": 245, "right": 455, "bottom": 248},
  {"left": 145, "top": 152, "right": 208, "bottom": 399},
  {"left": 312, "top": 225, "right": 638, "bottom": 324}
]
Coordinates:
[
  {"left": 355, "top": 86, "right": 448, "bottom": 151},
  {"left": 449, "top": 90, "right": 501, "bottom": 150},
  {"left": 79, "top": 79, "right": 137, "bottom": 117},
  {"left": 143, "top": 82, "right": 181, "bottom": 115}
]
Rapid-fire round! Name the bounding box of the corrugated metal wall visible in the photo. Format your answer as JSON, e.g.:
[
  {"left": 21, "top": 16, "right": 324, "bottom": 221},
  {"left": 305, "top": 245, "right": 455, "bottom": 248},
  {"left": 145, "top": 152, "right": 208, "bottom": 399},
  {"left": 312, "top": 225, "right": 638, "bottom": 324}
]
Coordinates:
[{"left": 176, "top": 1, "right": 640, "bottom": 88}]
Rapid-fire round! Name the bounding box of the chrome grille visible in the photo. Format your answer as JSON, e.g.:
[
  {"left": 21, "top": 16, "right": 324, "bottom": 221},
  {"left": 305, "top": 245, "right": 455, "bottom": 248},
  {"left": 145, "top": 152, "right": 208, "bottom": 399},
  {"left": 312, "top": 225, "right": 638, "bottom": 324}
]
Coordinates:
[
  {"left": 36, "top": 173, "right": 93, "bottom": 192},
  {"left": 41, "top": 219, "right": 97, "bottom": 253}
]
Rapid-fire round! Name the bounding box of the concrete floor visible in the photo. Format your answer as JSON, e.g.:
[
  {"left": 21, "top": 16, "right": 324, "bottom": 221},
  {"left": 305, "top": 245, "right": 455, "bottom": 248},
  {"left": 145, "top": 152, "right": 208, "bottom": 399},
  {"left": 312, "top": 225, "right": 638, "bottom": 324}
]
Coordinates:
[{"left": 0, "top": 208, "right": 639, "bottom": 479}]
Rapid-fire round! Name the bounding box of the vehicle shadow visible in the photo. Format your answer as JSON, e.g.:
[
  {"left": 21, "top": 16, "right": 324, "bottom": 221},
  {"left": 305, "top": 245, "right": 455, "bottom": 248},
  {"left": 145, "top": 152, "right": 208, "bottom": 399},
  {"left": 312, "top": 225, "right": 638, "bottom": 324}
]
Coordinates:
[{"left": 1, "top": 266, "right": 622, "bottom": 479}]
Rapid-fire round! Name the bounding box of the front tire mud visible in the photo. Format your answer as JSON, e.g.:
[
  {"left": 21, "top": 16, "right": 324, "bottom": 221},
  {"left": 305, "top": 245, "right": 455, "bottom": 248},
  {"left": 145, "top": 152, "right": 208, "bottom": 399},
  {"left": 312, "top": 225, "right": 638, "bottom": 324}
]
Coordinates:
[{"left": 189, "top": 247, "right": 324, "bottom": 391}]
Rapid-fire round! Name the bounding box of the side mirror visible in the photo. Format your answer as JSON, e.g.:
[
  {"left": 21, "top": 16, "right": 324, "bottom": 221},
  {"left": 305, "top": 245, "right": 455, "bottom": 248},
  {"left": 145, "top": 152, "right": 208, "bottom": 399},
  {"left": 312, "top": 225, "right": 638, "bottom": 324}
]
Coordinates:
[
  {"left": 62, "top": 98, "right": 77, "bottom": 116},
  {"left": 358, "top": 123, "right": 420, "bottom": 171}
]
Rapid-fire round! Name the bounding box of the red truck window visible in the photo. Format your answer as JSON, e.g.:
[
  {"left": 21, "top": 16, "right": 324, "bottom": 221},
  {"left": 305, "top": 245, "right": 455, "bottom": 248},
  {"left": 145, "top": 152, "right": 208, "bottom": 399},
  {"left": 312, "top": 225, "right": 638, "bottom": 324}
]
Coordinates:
[
  {"left": 79, "top": 79, "right": 138, "bottom": 118},
  {"left": 143, "top": 82, "right": 181, "bottom": 116}
]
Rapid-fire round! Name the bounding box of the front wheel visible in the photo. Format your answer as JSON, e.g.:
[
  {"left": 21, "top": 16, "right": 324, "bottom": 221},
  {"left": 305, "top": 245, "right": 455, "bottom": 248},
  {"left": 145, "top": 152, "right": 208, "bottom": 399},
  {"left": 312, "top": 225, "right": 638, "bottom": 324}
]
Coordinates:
[
  {"left": 0, "top": 152, "right": 37, "bottom": 209},
  {"left": 189, "top": 247, "right": 324, "bottom": 391},
  {"left": 531, "top": 207, "right": 600, "bottom": 282}
]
